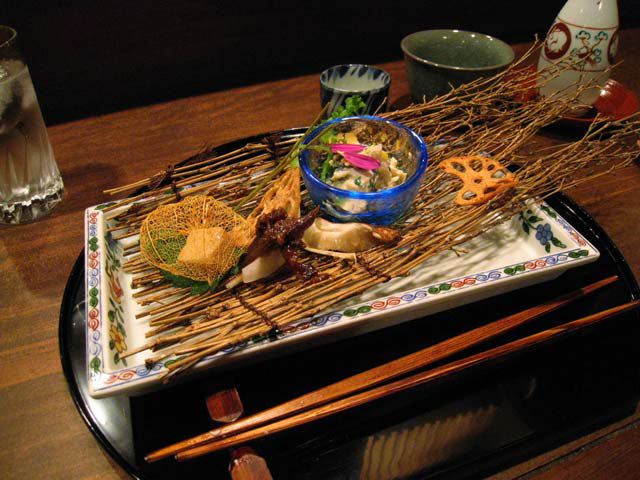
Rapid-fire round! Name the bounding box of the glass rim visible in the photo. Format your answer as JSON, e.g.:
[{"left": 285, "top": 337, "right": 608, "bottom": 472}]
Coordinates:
[
  {"left": 0, "top": 26, "right": 17, "bottom": 50},
  {"left": 401, "top": 29, "right": 515, "bottom": 72},
  {"left": 320, "top": 64, "right": 391, "bottom": 95}
]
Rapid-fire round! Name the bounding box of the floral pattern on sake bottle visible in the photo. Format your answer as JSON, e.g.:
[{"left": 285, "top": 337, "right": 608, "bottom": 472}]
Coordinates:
[{"left": 537, "top": 0, "right": 619, "bottom": 107}]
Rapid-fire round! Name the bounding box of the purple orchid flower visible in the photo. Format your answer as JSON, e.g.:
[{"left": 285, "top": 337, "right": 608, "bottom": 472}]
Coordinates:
[{"left": 330, "top": 143, "right": 381, "bottom": 170}]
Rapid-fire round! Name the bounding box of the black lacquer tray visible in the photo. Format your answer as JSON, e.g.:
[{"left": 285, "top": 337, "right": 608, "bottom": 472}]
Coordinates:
[{"left": 60, "top": 131, "right": 640, "bottom": 479}]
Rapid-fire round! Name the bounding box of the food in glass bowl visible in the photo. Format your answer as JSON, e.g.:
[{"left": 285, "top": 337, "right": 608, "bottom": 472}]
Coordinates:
[{"left": 299, "top": 116, "right": 428, "bottom": 225}]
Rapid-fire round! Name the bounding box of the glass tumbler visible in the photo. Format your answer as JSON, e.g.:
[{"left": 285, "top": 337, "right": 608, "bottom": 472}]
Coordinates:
[{"left": 0, "top": 26, "right": 63, "bottom": 224}]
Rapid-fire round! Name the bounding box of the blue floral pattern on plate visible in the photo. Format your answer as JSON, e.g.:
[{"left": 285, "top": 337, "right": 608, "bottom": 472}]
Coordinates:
[{"left": 520, "top": 206, "right": 567, "bottom": 253}]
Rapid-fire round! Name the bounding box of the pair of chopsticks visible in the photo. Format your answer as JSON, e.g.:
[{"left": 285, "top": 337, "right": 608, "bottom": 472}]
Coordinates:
[{"left": 146, "top": 275, "right": 638, "bottom": 462}]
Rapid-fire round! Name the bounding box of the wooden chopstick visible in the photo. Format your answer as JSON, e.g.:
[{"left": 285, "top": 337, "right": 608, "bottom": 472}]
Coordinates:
[
  {"left": 178, "top": 299, "right": 640, "bottom": 460},
  {"left": 146, "top": 275, "right": 618, "bottom": 462}
]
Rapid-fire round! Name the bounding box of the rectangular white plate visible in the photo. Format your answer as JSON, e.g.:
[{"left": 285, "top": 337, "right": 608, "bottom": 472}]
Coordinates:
[{"left": 84, "top": 202, "right": 598, "bottom": 397}]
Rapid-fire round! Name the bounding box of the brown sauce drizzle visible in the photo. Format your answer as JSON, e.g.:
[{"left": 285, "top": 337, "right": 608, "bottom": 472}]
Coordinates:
[
  {"left": 282, "top": 241, "right": 317, "bottom": 282},
  {"left": 232, "top": 290, "right": 280, "bottom": 336},
  {"left": 357, "top": 253, "right": 392, "bottom": 282},
  {"left": 170, "top": 180, "right": 182, "bottom": 202},
  {"left": 262, "top": 132, "right": 283, "bottom": 161}
]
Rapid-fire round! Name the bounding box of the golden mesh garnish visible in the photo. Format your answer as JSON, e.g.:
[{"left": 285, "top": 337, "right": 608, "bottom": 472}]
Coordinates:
[
  {"left": 440, "top": 156, "right": 519, "bottom": 206},
  {"left": 140, "top": 195, "right": 252, "bottom": 283},
  {"left": 247, "top": 167, "right": 301, "bottom": 227}
]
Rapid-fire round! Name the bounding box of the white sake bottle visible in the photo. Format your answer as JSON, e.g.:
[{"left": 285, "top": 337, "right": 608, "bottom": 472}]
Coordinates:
[{"left": 537, "top": 0, "right": 619, "bottom": 108}]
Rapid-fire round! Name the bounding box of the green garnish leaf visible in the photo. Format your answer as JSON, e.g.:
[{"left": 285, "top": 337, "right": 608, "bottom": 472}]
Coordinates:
[
  {"left": 160, "top": 269, "right": 200, "bottom": 289},
  {"left": 190, "top": 282, "right": 212, "bottom": 296},
  {"left": 160, "top": 267, "right": 239, "bottom": 296},
  {"left": 153, "top": 234, "right": 187, "bottom": 265},
  {"left": 354, "top": 176, "right": 363, "bottom": 187},
  {"left": 229, "top": 261, "right": 242, "bottom": 275}
]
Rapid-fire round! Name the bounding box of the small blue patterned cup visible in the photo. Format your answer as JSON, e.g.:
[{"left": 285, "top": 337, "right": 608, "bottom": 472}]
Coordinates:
[{"left": 320, "top": 64, "right": 391, "bottom": 117}]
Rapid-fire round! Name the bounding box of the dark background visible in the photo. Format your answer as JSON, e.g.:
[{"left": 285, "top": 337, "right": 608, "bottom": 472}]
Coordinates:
[{"left": 4, "top": 0, "right": 640, "bottom": 125}]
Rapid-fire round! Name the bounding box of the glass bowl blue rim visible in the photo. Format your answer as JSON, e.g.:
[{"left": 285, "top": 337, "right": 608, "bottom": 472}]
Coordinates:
[{"left": 299, "top": 115, "right": 429, "bottom": 200}]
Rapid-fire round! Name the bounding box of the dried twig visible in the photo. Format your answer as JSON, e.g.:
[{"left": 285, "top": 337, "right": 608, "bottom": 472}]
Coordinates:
[{"left": 104, "top": 44, "right": 640, "bottom": 379}]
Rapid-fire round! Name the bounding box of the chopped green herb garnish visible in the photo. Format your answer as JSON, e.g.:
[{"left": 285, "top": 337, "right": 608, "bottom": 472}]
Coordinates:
[
  {"left": 319, "top": 95, "right": 367, "bottom": 145},
  {"left": 329, "top": 95, "right": 367, "bottom": 120},
  {"left": 319, "top": 129, "right": 337, "bottom": 145},
  {"left": 354, "top": 176, "right": 363, "bottom": 187},
  {"left": 320, "top": 157, "right": 334, "bottom": 182}
]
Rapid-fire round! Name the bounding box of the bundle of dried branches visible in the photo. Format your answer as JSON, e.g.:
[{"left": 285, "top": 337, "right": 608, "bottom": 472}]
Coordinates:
[{"left": 104, "top": 44, "right": 640, "bottom": 379}]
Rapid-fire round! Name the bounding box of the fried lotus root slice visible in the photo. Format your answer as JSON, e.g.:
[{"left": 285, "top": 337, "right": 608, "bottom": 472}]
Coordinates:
[
  {"left": 247, "top": 167, "right": 301, "bottom": 228},
  {"left": 440, "top": 156, "right": 519, "bottom": 206}
]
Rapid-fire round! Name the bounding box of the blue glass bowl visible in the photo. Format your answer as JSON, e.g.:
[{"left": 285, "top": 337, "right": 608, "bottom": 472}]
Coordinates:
[{"left": 299, "top": 116, "right": 428, "bottom": 225}]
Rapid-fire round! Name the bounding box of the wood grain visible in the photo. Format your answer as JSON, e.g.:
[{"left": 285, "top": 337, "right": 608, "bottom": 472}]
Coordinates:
[
  {"left": 9, "top": 1, "right": 614, "bottom": 125},
  {"left": 0, "top": 29, "right": 639, "bottom": 480},
  {"left": 533, "top": 423, "right": 640, "bottom": 480}
]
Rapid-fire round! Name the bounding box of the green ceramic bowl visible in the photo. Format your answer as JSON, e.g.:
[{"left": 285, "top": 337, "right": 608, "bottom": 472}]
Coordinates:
[{"left": 401, "top": 29, "right": 515, "bottom": 102}]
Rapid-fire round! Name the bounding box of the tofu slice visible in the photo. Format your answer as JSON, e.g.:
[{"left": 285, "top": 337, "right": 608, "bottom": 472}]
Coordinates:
[{"left": 178, "top": 227, "right": 225, "bottom": 264}]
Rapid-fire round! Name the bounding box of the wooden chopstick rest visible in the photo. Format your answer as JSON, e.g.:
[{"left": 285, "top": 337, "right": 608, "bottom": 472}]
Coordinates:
[
  {"left": 145, "top": 275, "right": 618, "bottom": 463},
  {"left": 229, "top": 447, "right": 273, "bottom": 480},
  {"left": 205, "top": 388, "right": 273, "bottom": 480},
  {"left": 178, "top": 299, "right": 640, "bottom": 460},
  {"left": 208, "top": 388, "right": 244, "bottom": 424}
]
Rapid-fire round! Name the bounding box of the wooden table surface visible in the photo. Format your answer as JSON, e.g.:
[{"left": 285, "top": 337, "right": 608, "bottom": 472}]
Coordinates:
[{"left": 1, "top": 30, "right": 639, "bottom": 480}]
